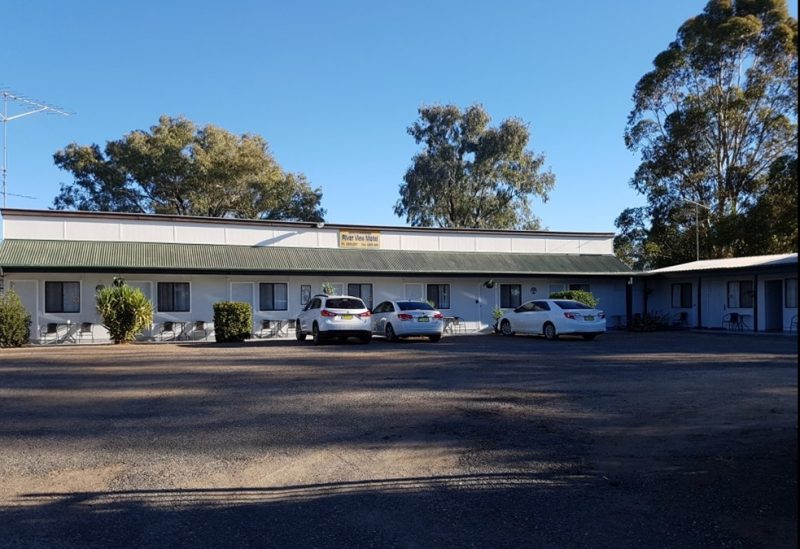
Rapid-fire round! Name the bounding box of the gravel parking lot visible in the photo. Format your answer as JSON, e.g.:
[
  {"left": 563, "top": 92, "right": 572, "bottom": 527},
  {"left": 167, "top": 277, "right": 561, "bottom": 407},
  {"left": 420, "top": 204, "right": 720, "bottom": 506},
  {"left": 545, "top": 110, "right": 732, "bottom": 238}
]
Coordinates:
[{"left": 0, "top": 332, "right": 796, "bottom": 548}]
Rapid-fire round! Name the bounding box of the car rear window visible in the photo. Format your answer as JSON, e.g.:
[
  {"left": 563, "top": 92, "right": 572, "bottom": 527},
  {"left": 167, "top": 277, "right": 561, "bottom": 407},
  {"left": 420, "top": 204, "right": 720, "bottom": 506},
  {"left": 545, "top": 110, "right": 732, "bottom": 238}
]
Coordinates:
[
  {"left": 325, "top": 298, "right": 366, "bottom": 309},
  {"left": 553, "top": 300, "right": 592, "bottom": 310},
  {"left": 397, "top": 301, "right": 434, "bottom": 311}
]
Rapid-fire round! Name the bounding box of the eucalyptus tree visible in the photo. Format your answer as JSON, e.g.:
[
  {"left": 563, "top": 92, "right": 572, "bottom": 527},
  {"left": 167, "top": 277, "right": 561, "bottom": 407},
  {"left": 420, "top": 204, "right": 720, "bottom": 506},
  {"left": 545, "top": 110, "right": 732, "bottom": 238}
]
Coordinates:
[
  {"left": 53, "top": 115, "right": 325, "bottom": 221},
  {"left": 617, "top": 0, "right": 797, "bottom": 267},
  {"left": 395, "top": 104, "right": 555, "bottom": 230}
]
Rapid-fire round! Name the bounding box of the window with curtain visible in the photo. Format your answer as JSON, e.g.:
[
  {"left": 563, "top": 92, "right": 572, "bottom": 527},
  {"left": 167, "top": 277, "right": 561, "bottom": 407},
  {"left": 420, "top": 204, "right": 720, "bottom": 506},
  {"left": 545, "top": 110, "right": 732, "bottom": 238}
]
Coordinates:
[
  {"left": 426, "top": 284, "right": 450, "bottom": 309},
  {"left": 786, "top": 278, "right": 797, "bottom": 308},
  {"left": 671, "top": 283, "right": 692, "bottom": 308},
  {"left": 347, "top": 283, "right": 373, "bottom": 309},
  {"left": 44, "top": 282, "right": 80, "bottom": 313},
  {"left": 727, "top": 280, "right": 753, "bottom": 308},
  {"left": 157, "top": 282, "right": 190, "bottom": 312},
  {"left": 259, "top": 283, "right": 288, "bottom": 311},
  {"left": 500, "top": 284, "right": 522, "bottom": 308}
]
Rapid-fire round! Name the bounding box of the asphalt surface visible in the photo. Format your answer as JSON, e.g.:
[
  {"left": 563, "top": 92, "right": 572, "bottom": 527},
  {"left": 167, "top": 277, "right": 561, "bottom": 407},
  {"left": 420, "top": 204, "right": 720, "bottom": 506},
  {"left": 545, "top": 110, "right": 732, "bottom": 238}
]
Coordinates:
[{"left": 0, "top": 331, "right": 796, "bottom": 548}]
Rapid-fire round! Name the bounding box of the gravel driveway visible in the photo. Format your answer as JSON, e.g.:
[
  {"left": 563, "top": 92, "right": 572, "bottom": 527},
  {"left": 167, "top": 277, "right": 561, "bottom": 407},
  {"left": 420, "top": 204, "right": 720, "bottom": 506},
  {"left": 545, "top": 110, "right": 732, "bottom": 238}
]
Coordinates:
[{"left": 0, "top": 332, "right": 796, "bottom": 548}]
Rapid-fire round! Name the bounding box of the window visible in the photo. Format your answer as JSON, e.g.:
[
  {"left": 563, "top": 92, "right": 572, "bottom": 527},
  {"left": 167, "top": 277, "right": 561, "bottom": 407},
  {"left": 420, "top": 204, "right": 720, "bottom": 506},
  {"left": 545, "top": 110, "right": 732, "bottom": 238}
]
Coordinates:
[
  {"left": 532, "top": 301, "right": 552, "bottom": 312},
  {"left": 426, "top": 284, "right": 450, "bottom": 309},
  {"left": 348, "top": 283, "right": 373, "bottom": 309},
  {"left": 373, "top": 301, "right": 394, "bottom": 314},
  {"left": 549, "top": 284, "right": 566, "bottom": 295},
  {"left": 727, "top": 280, "right": 754, "bottom": 308},
  {"left": 671, "top": 283, "right": 692, "bottom": 308},
  {"left": 157, "top": 282, "right": 190, "bottom": 312},
  {"left": 500, "top": 284, "right": 522, "bottom": 308},
  {"left": 569, "top": 283, "right": 591, "bottom": 292},
  {"left": 305, "top": 298, "right": 322, "bottom": 311},
  {"left": 329, "top": 283, "right": 344, "bottom": 296},
  {"left": 325, "top": 297, "right": 366, "bottom": 309},
  {"left": 786, "top": 278, "right": 797, "bottom": 308},
  {"left": 260, "top": 283, "right": 288, "bottom": 311},
  {"left": 45, "top": 282, "right": 80, "bottom": 313},
  {"left": 300, "top": 285, "right": 311, "bottom": 306},
  {"left": 397, "top": 301, "right": 434, "bottom": 311}
]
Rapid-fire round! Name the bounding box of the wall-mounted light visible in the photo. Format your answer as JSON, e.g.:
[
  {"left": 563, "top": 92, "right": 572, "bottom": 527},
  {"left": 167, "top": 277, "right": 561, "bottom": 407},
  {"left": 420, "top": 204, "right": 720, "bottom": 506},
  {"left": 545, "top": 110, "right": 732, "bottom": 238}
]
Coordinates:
[
  {"left": 95, "top": 284, "right": 105, "bottom": 293},
  {"left": 483, "top": 279, "right": 495, "bottom": 288},
  {"left": 530, "top": 286, "right": 538, "bottom": 295},
  {"left": 316, "top": 222, "right": 325, "bottom": 228}
]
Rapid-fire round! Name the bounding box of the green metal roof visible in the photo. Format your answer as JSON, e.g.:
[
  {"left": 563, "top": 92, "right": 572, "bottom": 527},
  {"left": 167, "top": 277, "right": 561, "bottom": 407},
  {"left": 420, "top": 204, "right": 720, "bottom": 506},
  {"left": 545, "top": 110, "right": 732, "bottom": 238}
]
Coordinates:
[{"left": 0, "top": 239, "right": 631, "bottom": 276}]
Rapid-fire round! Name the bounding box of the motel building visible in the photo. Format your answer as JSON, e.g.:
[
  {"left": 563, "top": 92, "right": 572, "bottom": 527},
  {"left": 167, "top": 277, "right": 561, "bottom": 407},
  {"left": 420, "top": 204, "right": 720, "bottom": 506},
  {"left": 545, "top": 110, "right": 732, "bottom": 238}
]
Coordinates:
[{"left": 0, "top": 208, "right": 634, "bottom": 343}]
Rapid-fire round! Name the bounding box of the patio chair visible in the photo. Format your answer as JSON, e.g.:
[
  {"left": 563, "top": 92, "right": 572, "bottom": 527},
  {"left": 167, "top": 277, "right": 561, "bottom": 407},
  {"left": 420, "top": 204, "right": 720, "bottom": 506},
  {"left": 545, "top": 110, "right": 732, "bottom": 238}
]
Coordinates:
[
  {"left": 193, "top": 321, "right": 209, "bottom": 340},
  {"left": 76, "top": 322, "right": 94, "bottom": 343},
  {"left": 160, "top": 321, "right": 177, "bottom": 341},
  {"left": 257, "top": 319, "right": 279, "bottom": 338},
  {"left": 722, "top": 312, "right": 741, "bottom": 331},
  {"left": 40, "top": 323, "right": 60, "bottom": 344},
  {"left": 451, "top": 316, "right": 467, "bottom": 334}
]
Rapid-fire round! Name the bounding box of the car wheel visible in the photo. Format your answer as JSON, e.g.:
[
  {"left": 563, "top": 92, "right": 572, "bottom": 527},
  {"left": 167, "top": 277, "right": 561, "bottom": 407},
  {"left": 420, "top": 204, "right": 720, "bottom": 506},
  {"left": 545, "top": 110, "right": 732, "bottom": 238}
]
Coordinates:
[
  {"left": 582, "top": 334, "right": 598, "bottom": 341},
  {"left": 295, "top": 320, "right": 306, "bottom": 341},
  {"left": 428, "top": 334, "right": 441, "bottom": 343},
  {"left": 385, "top": 324, "right": 397, "bottom": 342},
  {"left": 359, "top": 334, "right": 372, "bottom": 344},
  {"left": 500, "top": 319, "right": 514, "bottom": 336},
  {"left": 312, "top": 323, "right": 324, "bottom": 345},
  {"left": 543, "top": 322, "right": 558, "bottom": 341}
]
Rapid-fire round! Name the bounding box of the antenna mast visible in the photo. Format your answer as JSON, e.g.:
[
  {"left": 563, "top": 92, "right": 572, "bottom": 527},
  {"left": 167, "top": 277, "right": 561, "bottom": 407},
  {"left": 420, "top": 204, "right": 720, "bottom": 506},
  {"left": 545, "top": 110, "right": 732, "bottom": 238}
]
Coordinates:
[{"left": 0, "top": 89, "right": 73, "bottom": 207}]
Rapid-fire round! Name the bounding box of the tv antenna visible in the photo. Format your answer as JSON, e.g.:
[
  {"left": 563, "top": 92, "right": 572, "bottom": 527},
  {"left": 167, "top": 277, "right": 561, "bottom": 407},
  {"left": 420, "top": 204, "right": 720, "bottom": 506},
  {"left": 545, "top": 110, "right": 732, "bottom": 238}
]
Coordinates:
[{"left": 1, "top": 89, "right": 73, "bottom": 207}]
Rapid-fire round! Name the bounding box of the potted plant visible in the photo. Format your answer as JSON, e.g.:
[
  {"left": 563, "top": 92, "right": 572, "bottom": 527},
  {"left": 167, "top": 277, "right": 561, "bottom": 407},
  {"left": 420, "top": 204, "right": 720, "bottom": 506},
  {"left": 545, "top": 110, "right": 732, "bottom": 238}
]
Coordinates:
[{"left": 491, "top": 307, "right": 504, "bottom": 333}]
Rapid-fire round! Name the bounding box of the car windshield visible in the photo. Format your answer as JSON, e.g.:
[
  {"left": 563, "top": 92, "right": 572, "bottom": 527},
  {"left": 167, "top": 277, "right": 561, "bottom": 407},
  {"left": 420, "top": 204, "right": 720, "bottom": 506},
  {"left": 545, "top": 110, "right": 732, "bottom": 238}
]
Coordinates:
[
  {"left": 326, "top": 298, "right": 366, "bottom": 309},
  {"left": 397, "top": 301, "right": 434, "bottom": 311},
  {"left": 553, "top": 300, "right": 592, "bottom": 310}
]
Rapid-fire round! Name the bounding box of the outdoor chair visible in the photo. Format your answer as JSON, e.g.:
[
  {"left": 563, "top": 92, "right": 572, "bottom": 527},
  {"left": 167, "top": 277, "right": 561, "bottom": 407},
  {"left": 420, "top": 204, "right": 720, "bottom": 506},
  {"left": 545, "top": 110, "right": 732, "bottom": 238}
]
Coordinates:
[
  {"left": 722, "top": 312, "right": 741, "bottom": 331},
  {"left": 193, "top": 321, "right": 209, "bottom": 340},
  {"left": 451, "top": 316, "right": 467, "bottom": 334},
  {"left": 257, "top": 319, "right": 279, "bottom": 338},
  {"left": 40, "top": 323, "right": 60, "bottom": 344},
  {"left": 160, "top": 321, "right": 177, "bottom": 341},
  {"left": 77, "top": 322, "right": 94, "bottom": 343},
  {"left": 673, "top": 312, "right": 689, "bottom": 328}
]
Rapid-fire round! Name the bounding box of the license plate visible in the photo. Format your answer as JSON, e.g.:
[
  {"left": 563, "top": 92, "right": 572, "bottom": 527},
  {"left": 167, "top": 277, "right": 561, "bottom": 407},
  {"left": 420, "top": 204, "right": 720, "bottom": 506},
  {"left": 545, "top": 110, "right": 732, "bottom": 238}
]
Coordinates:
[
  {"left": 418, "top": 316, "right": 429, "bottom": 322},
  {"left": 585, "top": 316, "right": 594, "bottom": 321},
  {"left": 341, "top": 314, "right": 353, "bottom": 320}
]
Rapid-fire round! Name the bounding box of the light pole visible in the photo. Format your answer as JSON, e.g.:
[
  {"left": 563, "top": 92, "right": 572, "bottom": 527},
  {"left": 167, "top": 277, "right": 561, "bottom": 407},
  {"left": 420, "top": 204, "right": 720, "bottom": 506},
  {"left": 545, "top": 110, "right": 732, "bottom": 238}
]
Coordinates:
[{"left": 682, "top": 198, "right": 711, "bottom": 262}]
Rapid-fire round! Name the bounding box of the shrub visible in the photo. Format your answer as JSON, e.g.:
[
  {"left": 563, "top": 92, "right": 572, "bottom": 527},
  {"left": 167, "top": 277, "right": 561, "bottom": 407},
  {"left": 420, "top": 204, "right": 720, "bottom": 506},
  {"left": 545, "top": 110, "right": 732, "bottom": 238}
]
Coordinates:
[
  {"left": 321, "top": 282, "right": 336, "bottom": 295},
  {"left": 96, "top": 279, "right": 154, "bottom": 344},
  {"left": 213, "top": 301, "right": 252, "bottom": 342},
  {"left": 630, "top": 311, "right": 671, "bottom": 332},
  {"left": 0, "top": 290, "right": 31, "bottom": 348},
  {"left": 549, "top": 290, "right": 599, "bottom": 308}
]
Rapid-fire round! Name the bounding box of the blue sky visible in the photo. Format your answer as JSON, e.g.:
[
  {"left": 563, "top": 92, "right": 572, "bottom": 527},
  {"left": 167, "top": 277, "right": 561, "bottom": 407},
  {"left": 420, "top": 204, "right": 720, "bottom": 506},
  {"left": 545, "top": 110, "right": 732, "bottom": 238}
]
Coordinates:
[{"left": 3, "top": 1, "right": 794, "bottom": 232}]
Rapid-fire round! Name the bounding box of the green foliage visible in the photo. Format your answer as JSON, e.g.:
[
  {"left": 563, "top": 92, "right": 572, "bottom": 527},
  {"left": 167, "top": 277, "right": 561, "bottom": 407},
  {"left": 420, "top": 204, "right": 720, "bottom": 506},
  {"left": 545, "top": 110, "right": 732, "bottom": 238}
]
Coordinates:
[
  {"left": 321, "top": 282, "right": 336, "bottom": 295},
  {"left": 0, "top": 290, "right": 31, "bottom": 348},
  {"left": 395, "top": 104, "right": 555, "bottom": 229},
  {"left": 619, "top": 0, "right": 797, "bottom": 268},
  {"left": 53, "top": 115, "right": 325, "bottom": 222},
  {"left": 630, "top": 312, "right": 672, "bottom": 332},
  {"left": 96, "top": 281, "right": 153, "bottom": 344},
  {"left": 213, "top": 301, "right": 252, "bottom": 343},
  {"left": 491, "top": 307, "right": 504, "bottom": 320},
  {"left": 549, "top": 290, "right": 599, "bottom": 308}
]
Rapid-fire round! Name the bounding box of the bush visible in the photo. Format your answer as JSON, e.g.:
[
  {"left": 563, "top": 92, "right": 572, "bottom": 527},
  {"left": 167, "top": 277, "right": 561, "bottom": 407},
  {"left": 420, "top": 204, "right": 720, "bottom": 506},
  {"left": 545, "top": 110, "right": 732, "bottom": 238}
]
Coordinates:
[
  {"left": 96, "top": 279, "right": 154, "bottom": 343},
  {"left": 213, "top": 301, "right": 252, "bottom": 342},
  {"left": 630, "top": 311, "right": 671, "bottom": 332},
  {"left": 549, "top": 290, "right": 599, "bottom": 308},
  {"left": 0, "top": 290, "right": 31, "bottom": 348}
]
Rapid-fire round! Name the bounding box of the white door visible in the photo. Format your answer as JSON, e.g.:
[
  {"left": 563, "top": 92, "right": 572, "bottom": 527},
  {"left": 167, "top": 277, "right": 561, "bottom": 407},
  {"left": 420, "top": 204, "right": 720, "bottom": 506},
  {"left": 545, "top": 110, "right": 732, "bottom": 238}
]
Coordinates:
[
  {"left": 703, "top": 279, "right": 726, "bottom": 329},
  {"left": 9, "top": 280, "right": 38, "bottom": 335},
  {"left": 231, "top": 282, "right": 255, "bottom": 330},
  {"left": 478, "top": 283, "right": 496, "bottom": 330}
]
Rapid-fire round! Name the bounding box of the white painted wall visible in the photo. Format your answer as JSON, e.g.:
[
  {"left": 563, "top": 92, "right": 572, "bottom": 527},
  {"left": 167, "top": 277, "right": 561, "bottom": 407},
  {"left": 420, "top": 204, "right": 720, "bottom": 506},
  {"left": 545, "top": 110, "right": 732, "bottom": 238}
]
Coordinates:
[
  {"left": 2, "top": 213, "right": 615, "bottom": 255},
  {"left": 6, "top": 272, "right": 627, "bottom": 343}
]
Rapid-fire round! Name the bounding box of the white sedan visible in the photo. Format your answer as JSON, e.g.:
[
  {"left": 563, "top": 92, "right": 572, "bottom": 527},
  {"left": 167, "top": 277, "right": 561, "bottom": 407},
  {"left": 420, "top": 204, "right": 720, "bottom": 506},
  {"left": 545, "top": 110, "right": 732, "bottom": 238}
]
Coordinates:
[
  {"left": 371, "top": 300, "right": 444, "bottom": 342},
  {"left": 498, "top": 299, "right": 605, "bottom": 340}
]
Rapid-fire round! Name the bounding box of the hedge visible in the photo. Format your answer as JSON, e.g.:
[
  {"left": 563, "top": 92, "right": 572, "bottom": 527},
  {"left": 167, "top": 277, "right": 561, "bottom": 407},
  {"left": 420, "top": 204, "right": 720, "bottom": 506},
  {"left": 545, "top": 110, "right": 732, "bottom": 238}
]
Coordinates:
[
  {"left": 213, "top": 301, "right": 252, "bottom": 342},
  {"left": 548, "top": 290, "right": 599, "bottom": 308},
  {"left": 0, "top": 290, "right": 31, "bottom": 348}
]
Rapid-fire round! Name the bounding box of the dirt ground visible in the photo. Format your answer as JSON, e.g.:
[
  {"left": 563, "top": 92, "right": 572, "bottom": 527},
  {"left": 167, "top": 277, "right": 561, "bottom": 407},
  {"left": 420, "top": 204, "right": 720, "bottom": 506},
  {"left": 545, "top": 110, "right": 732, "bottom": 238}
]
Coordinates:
[{"left": 0, "top": 331, "right": 796, "bottom": 548}]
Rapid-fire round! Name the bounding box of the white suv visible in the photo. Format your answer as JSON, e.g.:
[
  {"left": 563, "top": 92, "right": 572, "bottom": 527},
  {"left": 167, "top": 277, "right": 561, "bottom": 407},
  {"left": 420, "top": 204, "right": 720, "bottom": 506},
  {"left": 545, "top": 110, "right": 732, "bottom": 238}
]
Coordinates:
[{"left": 296, "top": 294, "right": 372, "bottom": 345}]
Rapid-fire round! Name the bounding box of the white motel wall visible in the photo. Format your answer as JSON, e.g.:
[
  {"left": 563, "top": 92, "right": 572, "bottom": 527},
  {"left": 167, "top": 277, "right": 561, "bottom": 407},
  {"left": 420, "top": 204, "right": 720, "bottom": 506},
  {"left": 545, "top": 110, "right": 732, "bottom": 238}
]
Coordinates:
[{"left": 0, "top": 209, "right": 633, "bottom": 343}]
